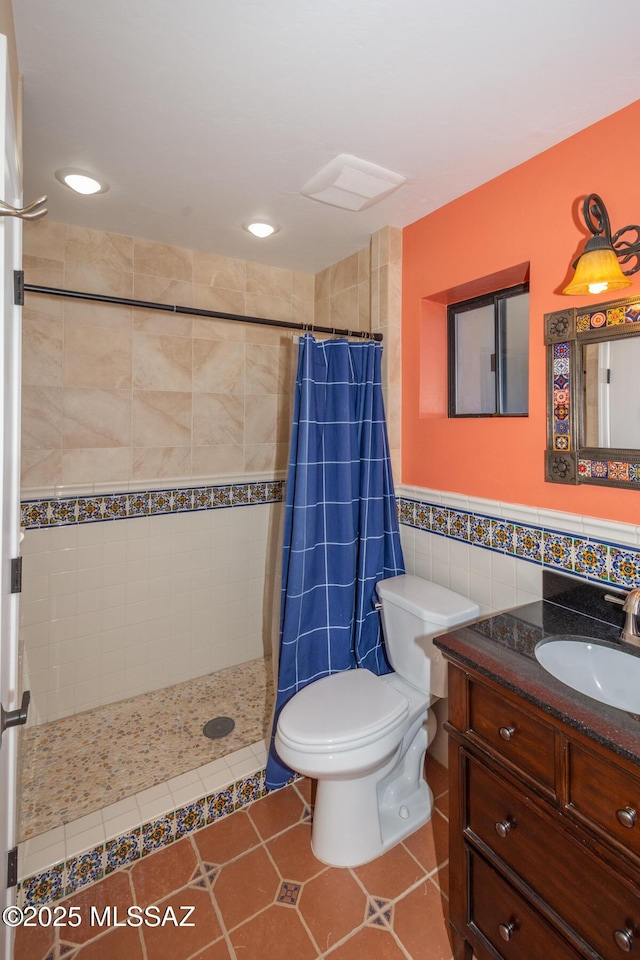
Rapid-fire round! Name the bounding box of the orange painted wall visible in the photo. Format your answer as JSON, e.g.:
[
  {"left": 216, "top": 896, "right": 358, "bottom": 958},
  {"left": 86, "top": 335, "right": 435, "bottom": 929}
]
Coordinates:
[{"left": 402, "top": 99, "right": 640, "bottom": 525}]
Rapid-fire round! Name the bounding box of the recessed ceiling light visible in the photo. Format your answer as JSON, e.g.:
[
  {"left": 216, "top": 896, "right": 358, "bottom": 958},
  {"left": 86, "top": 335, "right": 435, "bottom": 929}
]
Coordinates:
[
  {"left": 242, "top": 220, "right": 279, "bottom": 239},
  {"left": 55, "top": 168, "right": 109, "bottom": 195}
]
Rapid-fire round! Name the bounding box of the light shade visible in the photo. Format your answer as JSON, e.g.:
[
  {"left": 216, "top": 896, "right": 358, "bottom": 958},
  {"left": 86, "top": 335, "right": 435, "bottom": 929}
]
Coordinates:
[
  {"left": 243, "top": 221, "right": 279, "bottom": 238},
  {"left": 563, "top": 243, "right": 632, "bottom": 296},
  {"left": 55, "top": 168, "right": 109, "bottom": 195}
]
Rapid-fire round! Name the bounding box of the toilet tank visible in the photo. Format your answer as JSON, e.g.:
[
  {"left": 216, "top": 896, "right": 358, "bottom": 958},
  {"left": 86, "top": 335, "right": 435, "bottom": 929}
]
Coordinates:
[{"left": 376, "top": 574, "right": 479, "bottom": 698}]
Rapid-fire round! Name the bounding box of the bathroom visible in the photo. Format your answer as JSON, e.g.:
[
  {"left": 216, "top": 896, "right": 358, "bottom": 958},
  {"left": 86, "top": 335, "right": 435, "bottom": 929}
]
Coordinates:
[{"left": 5, "top": 2, "right": 640, "bottom": 958}]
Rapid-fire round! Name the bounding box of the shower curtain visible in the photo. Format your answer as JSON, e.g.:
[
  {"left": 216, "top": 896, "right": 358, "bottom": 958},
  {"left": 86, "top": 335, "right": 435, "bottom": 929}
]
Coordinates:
[{"left": 265, "top": 334, "right": 405, "bottom": 790}]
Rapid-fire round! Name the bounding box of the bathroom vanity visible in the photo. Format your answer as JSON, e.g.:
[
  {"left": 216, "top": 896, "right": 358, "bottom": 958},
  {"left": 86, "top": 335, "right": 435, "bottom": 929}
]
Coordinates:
[{"left": 434, "top": 573, "right": 640, "bottom": 960}]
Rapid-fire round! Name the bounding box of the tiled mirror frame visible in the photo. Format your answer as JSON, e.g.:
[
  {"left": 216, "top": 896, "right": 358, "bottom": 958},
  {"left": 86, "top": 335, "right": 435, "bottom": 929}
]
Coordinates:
[{"left": 545, "top": 293, "right": 640, "bottom": 488}]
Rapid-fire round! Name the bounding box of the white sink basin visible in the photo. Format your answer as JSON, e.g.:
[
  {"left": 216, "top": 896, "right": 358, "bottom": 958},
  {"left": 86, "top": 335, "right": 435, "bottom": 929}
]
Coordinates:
[{"left": 535, "top": 636, "right": 640, "bottom": 713}]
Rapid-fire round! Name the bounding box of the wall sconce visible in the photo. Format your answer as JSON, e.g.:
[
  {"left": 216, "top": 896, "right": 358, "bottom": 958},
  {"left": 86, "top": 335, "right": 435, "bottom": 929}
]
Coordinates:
[{"left": 562, "top": 193, "right": 640, "bottom": 295}]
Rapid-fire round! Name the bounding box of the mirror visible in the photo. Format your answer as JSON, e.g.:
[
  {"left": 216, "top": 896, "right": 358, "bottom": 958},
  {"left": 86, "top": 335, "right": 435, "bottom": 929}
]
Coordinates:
[{"left": 545, "top": 294, "right": 640, "bottom": 488}]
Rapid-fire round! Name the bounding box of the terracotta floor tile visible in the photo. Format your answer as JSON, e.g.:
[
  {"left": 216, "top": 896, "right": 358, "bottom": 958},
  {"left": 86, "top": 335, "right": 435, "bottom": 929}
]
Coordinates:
[
  {"left": 58, "top": 869, "right": 135, "bottom": 944},
  {"left": 191, "top": 939, "right": 234, "bottom": 960},
  {"left": 293, "top": 777, "right": 316, "bottom": 806},
  {"left": 324, "top": 925, "right": 408, "bottom": 959},
  {"left": 142, "top": 887, "right": 223, "bottom": 960},
  {"left": 425, "top": 757, "right": 450, "bottom": 799},
  {"left": 266, "top": 822, "right": 326, "bottom": 883},
  {"left": 353, "top": 840, "right": 426, "bottom": 901},
  {"left": 130, "top": 836, "right": 199, "bottom": 907},
  {"left": 435, "top": 791, "right": 450, "bottom": 819},
  {"left": 248, "top": 784, "right": 307, "bottom": 840},
  {"left": 433, "top": 863, "right": 449, "bottom": 899},
  {"left": 229, "top": 902, "right": 318, "bottom": 960},
  {"left": 402, "top": 809, "right": 450, "bottom": 874},
  {"left": 71, "top": 925, "right": 145, "bottom": 959},
  {"left": 193, "top": 809, "right": 260, "bottom": 865},
  {"left": 12, "top": 921, "right": 54, "bottom": 960},
  {"left": 393, "top": 879, "right": 454, "bottom": 960},
  {"left": 212, "top": 844, "right": 281, "bottom": 929},
  {"left": 298, "top": 867, "right": 367, "bottom": 953}
]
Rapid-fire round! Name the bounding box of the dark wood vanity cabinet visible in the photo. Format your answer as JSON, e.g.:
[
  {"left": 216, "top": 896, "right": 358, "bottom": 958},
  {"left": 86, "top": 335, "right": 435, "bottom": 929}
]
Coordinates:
[{"left": 444, "top": 661, "right": 640, "bottom": 960}]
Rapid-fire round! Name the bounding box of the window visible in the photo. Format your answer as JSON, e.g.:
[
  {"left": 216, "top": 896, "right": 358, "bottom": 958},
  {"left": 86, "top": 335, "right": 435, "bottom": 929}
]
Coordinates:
[{"left": 448, "top": 284, "right": 529, "bottom": 417}]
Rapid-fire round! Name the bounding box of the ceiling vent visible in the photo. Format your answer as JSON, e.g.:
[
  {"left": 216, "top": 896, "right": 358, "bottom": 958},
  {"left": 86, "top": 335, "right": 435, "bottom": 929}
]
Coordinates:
[{"left": 300, "top": 154, "right": 406, "bottom": 211}]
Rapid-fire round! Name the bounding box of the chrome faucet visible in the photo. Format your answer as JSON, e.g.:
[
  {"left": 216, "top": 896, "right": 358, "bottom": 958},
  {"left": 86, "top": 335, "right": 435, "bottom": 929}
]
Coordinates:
[{"left": 605, "top": 588, "right": 640, "bottom": 647}]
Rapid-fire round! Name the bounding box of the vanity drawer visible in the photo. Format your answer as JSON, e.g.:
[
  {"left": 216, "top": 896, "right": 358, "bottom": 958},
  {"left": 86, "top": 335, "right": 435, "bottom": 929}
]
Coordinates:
[
  {"left": 467, "top": 757, "right": 640, "bottom": 959},
  {"left": 567, "top": 742, "right": 640, "bottom": 864},
  {"left": 469, "top": 851, "right": 582, "bottom": 960},
  {"left": 467, "top": 680, "right": 556, "bottom": 792}
]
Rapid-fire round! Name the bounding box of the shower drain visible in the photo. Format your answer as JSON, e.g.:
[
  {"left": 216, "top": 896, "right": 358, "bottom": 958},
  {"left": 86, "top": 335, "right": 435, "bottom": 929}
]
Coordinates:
[{"left": 203, "top": 716, "right": 236, "bottom": 739}]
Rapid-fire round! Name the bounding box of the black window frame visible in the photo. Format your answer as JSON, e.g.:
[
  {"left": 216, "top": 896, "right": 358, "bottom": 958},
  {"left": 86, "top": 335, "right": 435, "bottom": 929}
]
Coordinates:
[{"left": 447, "top": 282, "right": 530, "bottom": 419}]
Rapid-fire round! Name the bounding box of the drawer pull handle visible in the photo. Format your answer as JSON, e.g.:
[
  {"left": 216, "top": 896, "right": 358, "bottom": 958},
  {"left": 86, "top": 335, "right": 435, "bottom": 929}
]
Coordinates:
[
  {"left": 617, "top": 807, "right": 637, "bottom": 829},
  {"left": 499, "top": 726, "right": 515, "bottom": 741},
  {"left": 495, "top": 819, "right": 513, "bottom": 838},
  {"left": 614, "top": 927, "right": 634, "bottom": 953},
  {"left": 498, "top": 921, "right": 515, "bottom": 942}
]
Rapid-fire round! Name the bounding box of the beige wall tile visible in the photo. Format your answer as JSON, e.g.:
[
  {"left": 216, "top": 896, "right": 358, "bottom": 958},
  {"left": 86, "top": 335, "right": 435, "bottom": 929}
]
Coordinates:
[
  {"left": 330, "top": 252, "right": 359, "bottom": 293},
  {"left": 22, "top": 315, "right": 64, "bottom": 387},
  {"left": 64, "top": 261, "right": 133, "bottom": 299},
  {"left": 193, "top": 393, "right": 244, "bottom": 446},
  {"left": 193, "top": 251, "right": 245, "bottom": 291},
  {"left": 315, "top": 266, "right": 330, "bottom": 301},
  {"left": 24, "top": 255, "right": 64, "bottom": 288},
  {"left": 191, "top": 312, "right": 245, "bottom": 342},
  {"left": 133, "top": 334, "right": 192, "bottom": 392},
  {"left": 245, "top": 395, "right": 278, "bottom": 444},
  {"left": 65, "top": 225, "right": 134, "bottom": 272},
  {"left": 132, "top": 391, "right": 191, "bottom": 447},
  {"left": 63, "top": 299, "right": 132, "bottom": 331},
  {"left": 192, "top": 444, "right": 244, "bottom": 479},
  {"left": 23, "top": 220, "right": 66, "bottom": 261},
  {"left": 21, "top": 449, "right": 62, "bottom": 490},
  {"left": 245, "top": 343, "right": 282, "bottom": 395},
  {"left": 63, "top": 389, "right": 132, "bottom": 448},
  {"left": 64, "top": 324, "right": 132, "bottom": 389},
  {"left": 330, "top": 286, "right": 359, "bottom": 329},
  {"left": 292, "top": 271, "right": 314, "bottom": 303},
  {"left": 244, "top": 442, "right": 286, "bottom": 474},
  {"left": 192, "top": 284, "right": 246, "bottom": 327},
  {"left": 132, "top": 307, "right": 192, "bottom": 339},
  {"left": 246, "top": 262, "right": 292, "bottom": 299},
  {"left": 245, "top": 292, "right": 292, "bottom": 324},
  {"left": 192, "top": 340, "right": 245, "bottom": 394},
  {"left": 133, "top": 239, "right": 193, "bottom": 282},
  {"left": 131, "top": 446, "right": 191, "bottom": 481},
  {"left": 22, "top": 386, "right": 63, "bottom": 450},
  {"left": 61, "top": 448, "right": 131, "bottom": 486}
]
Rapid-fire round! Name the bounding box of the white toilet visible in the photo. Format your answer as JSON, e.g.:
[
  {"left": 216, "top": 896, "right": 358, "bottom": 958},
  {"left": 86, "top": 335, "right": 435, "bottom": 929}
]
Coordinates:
[{"left": 274, "top": 574, "right": 479, "bottom": 867}]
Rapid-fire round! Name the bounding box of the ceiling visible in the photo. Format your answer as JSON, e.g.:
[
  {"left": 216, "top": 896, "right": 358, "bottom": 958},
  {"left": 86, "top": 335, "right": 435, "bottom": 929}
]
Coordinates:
[{"left": 13, "top": 0, "right": 640, "bottom": 275}]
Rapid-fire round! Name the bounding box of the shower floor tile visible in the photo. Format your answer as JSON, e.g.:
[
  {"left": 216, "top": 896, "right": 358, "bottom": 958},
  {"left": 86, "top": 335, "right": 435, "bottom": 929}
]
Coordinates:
[
  {"left": 14, "top": 758, "right": 456, "bottom": 960},
  {"left": 19, "top": 657, "right": 274, "bottom": 841}
]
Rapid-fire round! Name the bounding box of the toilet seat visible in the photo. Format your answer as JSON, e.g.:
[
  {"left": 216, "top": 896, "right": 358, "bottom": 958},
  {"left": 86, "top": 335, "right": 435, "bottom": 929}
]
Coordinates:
[{"left": 277, "top": 669, "right": 409, "bottom": 754}]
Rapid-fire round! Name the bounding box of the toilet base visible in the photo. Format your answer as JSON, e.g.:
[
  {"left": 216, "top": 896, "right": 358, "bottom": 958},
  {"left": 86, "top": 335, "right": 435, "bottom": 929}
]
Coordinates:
[{"left": 310, "top": 712, "right": 436, "bottom": 867}]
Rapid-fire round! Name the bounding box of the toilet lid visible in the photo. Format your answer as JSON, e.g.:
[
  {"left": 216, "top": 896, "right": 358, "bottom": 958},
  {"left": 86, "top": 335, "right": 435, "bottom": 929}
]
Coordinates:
[{"left": 277, "top": 669, "right": 409, "bottom": 751}]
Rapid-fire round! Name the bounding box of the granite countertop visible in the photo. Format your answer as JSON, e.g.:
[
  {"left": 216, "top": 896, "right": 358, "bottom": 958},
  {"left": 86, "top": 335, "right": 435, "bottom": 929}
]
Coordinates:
[{"left": 434, "top": 583, "right": 640, "bottom": 769}]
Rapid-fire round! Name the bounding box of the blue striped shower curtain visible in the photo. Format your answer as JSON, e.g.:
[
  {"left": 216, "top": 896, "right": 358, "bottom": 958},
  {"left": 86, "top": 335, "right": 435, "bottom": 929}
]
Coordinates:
[{"left": 265, "top": 334, "right": 405, "bottom": 790}]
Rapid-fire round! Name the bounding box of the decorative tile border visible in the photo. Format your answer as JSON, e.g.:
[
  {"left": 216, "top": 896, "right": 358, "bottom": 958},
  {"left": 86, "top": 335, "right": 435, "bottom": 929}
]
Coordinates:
[
  {"left": 19, "top": 768, "right": 271, "bottom": 907},
  {"left": 552, "top": 341, "right": 571, "bottom": 453},
  {"left": 578, "top": 458, "right": 640, "bottom": 485},
  {"left": 398, "top": 496, "right": 640, "bottom": 589},
  {"left": 21, "top": 481, "right": 285, "bottom": 530},
  {"left": 576, "top": 299, "right": 640, "bottom": 333}
]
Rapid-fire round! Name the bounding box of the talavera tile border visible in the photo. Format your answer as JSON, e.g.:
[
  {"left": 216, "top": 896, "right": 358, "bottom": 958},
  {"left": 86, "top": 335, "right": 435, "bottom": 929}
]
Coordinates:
[
  {"left": 398, "top": 496, "right": 640, "bottom": 589},
  {"left": 21, "top": 480, "right": 284, "bottom": 529},
  {"left": 19, "top": 767, "right": 271, "bottom": 908}
]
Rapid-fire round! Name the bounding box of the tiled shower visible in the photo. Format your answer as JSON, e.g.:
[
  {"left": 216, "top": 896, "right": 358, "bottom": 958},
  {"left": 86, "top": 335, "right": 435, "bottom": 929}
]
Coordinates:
[{"left": 16, "top": 221, "right": 402, "bottom": 901}]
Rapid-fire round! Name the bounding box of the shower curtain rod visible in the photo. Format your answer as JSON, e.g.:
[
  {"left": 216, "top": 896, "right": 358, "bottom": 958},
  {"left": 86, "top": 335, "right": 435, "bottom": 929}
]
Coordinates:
[{"left": 23, "top": 284, "right": 383, "bottom": 342}]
